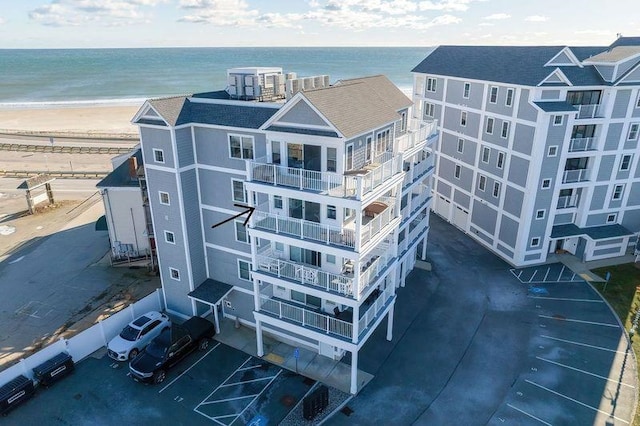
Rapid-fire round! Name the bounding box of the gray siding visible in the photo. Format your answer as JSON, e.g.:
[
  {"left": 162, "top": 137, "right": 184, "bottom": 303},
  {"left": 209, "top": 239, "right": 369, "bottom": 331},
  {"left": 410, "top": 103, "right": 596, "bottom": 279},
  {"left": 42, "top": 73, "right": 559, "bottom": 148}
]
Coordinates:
[
  {"left": 612, "top": 90, "right": 631, "bottom": 119},
  {"left": 627, "top": 182, "right": 640, "bottom": 206},
  {"left": 470, "top": 226, "right": 493, "bottom": 244},
  {"left": 470, "top": 200, "right": 497, "bottom": 234},
  {"left": 554, "top": 212, "right": 574, "bottom": 225},
  {"left": 424, "top": 76, "right": 445, "bottom": 101},
  {"left": 199, "top": 170, "right": 246, "bottom": 210},
  {"left": 440, "top": 132, "right": 477, "bottom": 166},
  {"left": 597, "top": 155, "right": 615, "bottom": 181},
  {"left": 485, "top": 85, "right": 516, "bottom": 116},
  {"left": 202, "top": 209, "right": 252, "bottom": 253},
  {"left": 616, "top": 155, "right": 631, "bottom": 180},
  {"left": 524, "top": 253, "right": 541, "bottom": 261},
  {"left": 176, "top": 127, "right": 194, "bottom": 168},
  {"left": 496, "top": 243, "right": 514, "bottom": 258},
  {"left": 480, "top": 116, "right": 509, "bottom": 149},
  {"left": 595, "top": 238, "right": 623, "bottom": 246},
  {"left": 194, "top": 127, "right": 266, "bottom": 169},
  {"left": 478, "top": 145, "right": 507, "bottom": 178},
  {"left": 224, "top": 290, "right": 255, "bottom": 323},
  {"left": 604, "top": 124, "right": 623, "bottom": 151},
  {"left": 445, "top": 79, "right": 483, "bottom": 110},
  {"left": 277, "top": 101, "right": 327, "bottom": 127},
  {"left": 507, "top": 156, "right": 529, "bottom": 187},
  {"left": 549, "top": 52, "right": 572, "bottom": 65},
  {"left": 503, "top": 186, "right": 523, "bottom": 217},
  {"left": 141, "top": 127, "right": 175, "bottom": 168},
  {"left": 586, "top": 213, "right": 611, "bottom": 226},
  {"left": 444, "top": 106, "right": 480, "bottom": 138},
  {"left": 498, "top": 214, "right": 518, "bottom": 247},
  {"left": 593, "top": 246, "right": 623, "bottom": 256},
  {"left": 517, "top": 89, "right": 538, "bottom": 122},
  {"left": 439, "top": 157, "right": 473, "bottom": 192},
  {"left": 595, "top": 65, "right": 615, "bottom": 82},
  {"left": 453, "top": 189, "right": 470, "bottom": 209},
  {"left": 622, "top": 209, "right": 640, "bottom": 231},
  {"left": 527, "top": 212, "right": 548, "bottom": 249},
  {"left": 590, "top": 185, "right": 608, "bottom": 210},
  {"left": 181, "top": 169, "right": 206, "bottom": 287},
  {"left": 623, "top": 66, "right": 640, "bottom": 82},
  {"left": 436, "top": 179, "right": 452, "bottom": 198},
  {"left": 541, "top": 90, "right": 561, "bottom": 99},
  {"left": 206, "top": 247, "right": 253, "bottom": 292},
  {"left": 617, "top": 60, "right": 638, "bottom": 80},
  {"left": 513, "top": 123, "right": 535, "bottom": 156}
]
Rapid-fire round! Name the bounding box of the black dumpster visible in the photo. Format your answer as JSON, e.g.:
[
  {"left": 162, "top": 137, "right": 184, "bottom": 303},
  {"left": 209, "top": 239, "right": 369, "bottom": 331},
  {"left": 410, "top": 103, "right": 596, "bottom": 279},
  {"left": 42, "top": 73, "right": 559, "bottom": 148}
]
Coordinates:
[
  {"left": 303, "top": 384, "right": 329, "bottom": 420},
  {"left": 0, "top": 375, "right": 35, "bottom": 416},
  {"left": 32, "top": 352, "right": 74, "bottom": 387}
]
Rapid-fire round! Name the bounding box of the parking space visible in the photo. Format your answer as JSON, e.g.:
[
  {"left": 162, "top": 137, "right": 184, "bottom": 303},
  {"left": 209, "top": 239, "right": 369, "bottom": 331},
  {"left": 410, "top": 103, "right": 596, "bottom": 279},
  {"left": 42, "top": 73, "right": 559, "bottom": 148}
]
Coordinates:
[
  {"left": 2, "top": 342, "right": 315, "bottom": 425},
  {"left": 511, "top": 263, "right": 582, "bottom": 284}
]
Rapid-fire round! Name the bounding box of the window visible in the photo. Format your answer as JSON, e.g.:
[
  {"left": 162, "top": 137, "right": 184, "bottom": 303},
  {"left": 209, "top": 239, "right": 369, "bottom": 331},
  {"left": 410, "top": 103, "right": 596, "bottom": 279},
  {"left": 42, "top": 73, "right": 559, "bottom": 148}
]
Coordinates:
[
  {"left": 327, "top": 147, "right": 337, "bottom": 172},
  {"left": 607, "top": 214, "right": 617, "bottom": 223},
  {"left": 346, "top": 144, "right": 354, "bottom": 170},
  {"left": 153, "top": 149, "right": 164, "bottom": 163},
  {"left": 530, "top": 237, "right": 540, "bottom": 247},
  {"left": 235, "top": 220, "right": 249, "bottom": 243},
  {"left": 497, "top": 152, "right": 505, "bottom": 169},
  {"left": 463, "top": 83, "right": 470, "bottom": 99},
  {"left": 505, "top": 88, "right": 514, "bottom": 107},
  {"left": 553, "top": 115, "right": 564, "bottom": 126},
  {"left": 231, "top": 180, "right": 246, "bottom": 203},
  {"left": 326, "top": 254, "right": 336, "bottom": 264},
  {"left": 229, "top": 135, "right": 254, "bottom": 159},
  {"left": 482, "top": 147, "right": 490, "bottom": 163},
  {"left": 489, "top": 86, "right": 498, "bottom": 104},
  {"left": 159, "top": 191, "right": 170, "bottom": 205},
  {"left": 478, "top": 175, "right": 486, "bottom": 191},
  {"left": 238, "top": 260, "right": 252, "bottom": 281},
  {"left": 486, "top": 117, "right": 494, "bottom": 134},
  {"left": 273, "top": 195, "right": 283, "bottom": 209},
  {"left": 271, "top": 140, "right": 281, "bottom": 164},
  {"left": 536, "top": 209, "right": 545, "bottom": 220},
  {"left": 169, "top": 268, "right": 180, "bottom": 281},
  {"left": 628, "top": 124, "right": 639, "bottom": 141},
  {"left": 427, "top": 77, "right": 437, "bottom": 92},
  {"left": 365, "top": 137, "right": 373, "bottom": 162},
  {"left": 637, "top": 93, "right": 640, "bottom": 108},
  {"left": 620, "top": 154, "right": 633, "bottom": 171},
  {"left": 424, "top": 102, "right": 435, "bottom": 118},
  {"left": 501, "top": 121, "right": 509, "bottom": 139},
  {"left": 327, "top": 205, "right": 337, "bottom": 220},
  {"left": 457, "top": 138, "right": 464, "bottom": 153},
  {"left": 460, "top": 111, "right": 467, "bottom": 127},
  {"left": 612, "top": 184, "right": 624, "bottom": 200},
  {"left": 492, "top": 182, "right": 501, "bottom": 198},
  {"left": 164, "top": 231, "right": 175, "bottom": 244},
  {"left": 547, "top": 146, "right": 558, "bottom": 157},
  {"left": 454, "top": 164, "right": 461, "bottom": 179},
  {"left": 541, "top": 178, "right": 551, "bottom": 189}
]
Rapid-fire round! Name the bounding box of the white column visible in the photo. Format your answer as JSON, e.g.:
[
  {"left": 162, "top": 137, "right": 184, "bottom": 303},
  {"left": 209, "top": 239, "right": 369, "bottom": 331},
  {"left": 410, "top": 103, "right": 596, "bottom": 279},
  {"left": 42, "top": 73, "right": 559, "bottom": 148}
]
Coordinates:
[
  {"left": 350, "top": 349, "right": 359, "bottom": 394},
  {"left": 253, "top": 277, "right": 260, "bottom": 311},
  {"left": 421, "top": 235, "right": 427, "bottom": 260},
  {"left": 355, "top": 211, "right": 362, "bottom": 251},
  {"left": 386, "top": 303, "right": 394, "bottom": 341},
  {"left": 256, "top": 319, "right": 264, "bottom": 357},
  {"left": 400, "top": 260, "right": 407, "bottom": 288},
  {"left": 352, "top": 304, "right": 360, "bottom": 344},
  {"left": 213, "top": 303, "right": 220, "bottom": 335}
]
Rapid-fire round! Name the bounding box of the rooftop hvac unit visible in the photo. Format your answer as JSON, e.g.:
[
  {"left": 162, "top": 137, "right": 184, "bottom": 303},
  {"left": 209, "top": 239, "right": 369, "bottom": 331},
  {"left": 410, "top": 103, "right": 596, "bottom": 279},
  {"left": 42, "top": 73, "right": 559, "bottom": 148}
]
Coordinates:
[
  {"left": 286, "top": 72, "right": 297, "bottom": 80},
  {"left": 286, "top": 79, "right": 302, "bottom": 99},
  {"left": 314, "top": 76, "right": 324, "bottom": 88},
  {"left": 323, "top": 75, "right": 330, "bottom": 87},
  {"left": 303, "top": 77, "right": 314, "bottom": 90},
  {"left": 227, "top": 85, "right": 237, "bottom": 96},
  {"left": 274, "top": 74, "right": 285, "bottom": 96},
  {"left": 244, "top": 75, "right": 254, "bottom": 86}
]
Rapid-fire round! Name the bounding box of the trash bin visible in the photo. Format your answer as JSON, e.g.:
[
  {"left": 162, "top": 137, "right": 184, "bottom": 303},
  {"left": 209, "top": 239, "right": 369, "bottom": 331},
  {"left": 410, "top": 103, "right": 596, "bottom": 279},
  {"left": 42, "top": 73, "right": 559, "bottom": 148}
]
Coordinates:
[
  {"left": 0, "top": 375, "right": 35, "bottom": 416},
  {"left": 303, "top": 385, "right": 329, "bottom": 420},
  {"left": 32, "top": 352, "right": 74, "bottom": 387}
]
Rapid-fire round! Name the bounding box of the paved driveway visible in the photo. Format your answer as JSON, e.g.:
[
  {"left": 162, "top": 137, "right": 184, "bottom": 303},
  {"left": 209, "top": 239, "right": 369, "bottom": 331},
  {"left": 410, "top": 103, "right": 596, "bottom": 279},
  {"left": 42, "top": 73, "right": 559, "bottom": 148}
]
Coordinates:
[{"left": 328, "top": 214, "right": 636, "bottom": 425}]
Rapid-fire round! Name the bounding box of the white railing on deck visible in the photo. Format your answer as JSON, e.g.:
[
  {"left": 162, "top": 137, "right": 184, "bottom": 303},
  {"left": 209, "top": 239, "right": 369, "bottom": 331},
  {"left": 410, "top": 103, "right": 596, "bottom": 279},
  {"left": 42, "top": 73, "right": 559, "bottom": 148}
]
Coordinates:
[
  {"left": 259, "top": 295, "right": 353, "bottom": 339},
  {"left": 358, "top": 253, "right": 392, "bottom": 295},
  {"left": 395, "top": 119, "right": 438, "bottom": 152},
  {"left": 403, "top": 155, "right": 435, "bottom": 187},
  {"left": 562, "top": 169, "right": 590, "bottom": 183},
  {"left": 358, "top": 286, "right": 394, "bottom": 335},
  {"left": 360, "top": 198, "right": 398, "bottom": 247},
  {"left": 557, "top": 195, "right": 580, "bottom": 209},
  {"left": 568, "top": 137, "right": 596, "bottom": 152},
  {"left": 576, "top": 104, "right": 604, "bottom": 119}
]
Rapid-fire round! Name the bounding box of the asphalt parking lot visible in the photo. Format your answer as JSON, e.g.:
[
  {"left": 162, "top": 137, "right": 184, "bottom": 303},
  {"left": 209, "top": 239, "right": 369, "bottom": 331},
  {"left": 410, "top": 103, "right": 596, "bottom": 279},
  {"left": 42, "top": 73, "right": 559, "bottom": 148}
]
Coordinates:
[{"left": 2, "top": 342, "right": 315, "bottom": 425}]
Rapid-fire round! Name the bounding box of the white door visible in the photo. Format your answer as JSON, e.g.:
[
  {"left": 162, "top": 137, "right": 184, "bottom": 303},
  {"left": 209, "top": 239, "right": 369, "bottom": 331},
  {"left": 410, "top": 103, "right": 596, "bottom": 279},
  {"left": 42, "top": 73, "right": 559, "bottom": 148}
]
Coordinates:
[
  {"left": 452, "top": 205, "right": 469, "bottom": 230},
  {"left": 434, "top": 195, "right": 451, "bottom": 219}
]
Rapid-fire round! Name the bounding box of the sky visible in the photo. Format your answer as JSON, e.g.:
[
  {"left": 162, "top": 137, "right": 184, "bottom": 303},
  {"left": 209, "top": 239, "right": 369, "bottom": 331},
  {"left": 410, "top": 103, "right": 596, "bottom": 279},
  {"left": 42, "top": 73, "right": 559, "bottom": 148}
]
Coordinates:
[{"left": 0, "top": 0, "right": 637, "bottom": 48}]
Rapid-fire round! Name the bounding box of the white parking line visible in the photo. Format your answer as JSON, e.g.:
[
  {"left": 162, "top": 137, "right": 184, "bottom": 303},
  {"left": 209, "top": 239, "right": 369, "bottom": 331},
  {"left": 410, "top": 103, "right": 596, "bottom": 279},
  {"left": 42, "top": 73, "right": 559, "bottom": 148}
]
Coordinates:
[
  {"left": 525, "top": 379, "right": 630, "bottom": 424},
  {"left": 193, "top": 356, "right": 253, "bottom": 403},
  {"left": 199, "top": 394, "right": 257, "bottom": 406},
  {"left": 538, "top": 315, "right": 618, "bottom": 328},
  {"left": 541, "top": 335, "right": 629, "bottom": 355},
  {"left": 158, "top": 342, "right": 220, "bottom": 393},
  {"left": 219, "top": 376, "right": 275, "bottom": 388},
  {"left": 506, "top": 403, "right": 552, "bottom": 425},
  {"left": 231, "top": 370, "right": 282, "bottom": 425},
  {"left": 536, "top": 356, "right": 635, "bottom": 389},
  {"left": 529, "top": 296, "right": 603, "bottom": 303},
  {"left": 237, "top": 364, "right": 263, "bottom": 372}
]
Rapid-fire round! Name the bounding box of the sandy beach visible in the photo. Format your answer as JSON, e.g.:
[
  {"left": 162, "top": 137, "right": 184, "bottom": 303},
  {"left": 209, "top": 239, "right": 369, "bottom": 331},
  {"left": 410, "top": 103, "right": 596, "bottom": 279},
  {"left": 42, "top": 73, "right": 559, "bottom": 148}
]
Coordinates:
[{"left": 0, "top": 103, "right": 143, "bottom": 137}]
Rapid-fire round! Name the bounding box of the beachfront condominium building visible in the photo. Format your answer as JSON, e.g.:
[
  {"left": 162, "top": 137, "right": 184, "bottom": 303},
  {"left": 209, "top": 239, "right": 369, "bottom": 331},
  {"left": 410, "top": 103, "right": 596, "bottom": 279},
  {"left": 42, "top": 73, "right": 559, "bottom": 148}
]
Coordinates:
[
  {"left": 131, "top": 68, "right": 438, "bottom": 393},
  {"left": 412, "top": 36, "right": 640, "bottom": 267}
]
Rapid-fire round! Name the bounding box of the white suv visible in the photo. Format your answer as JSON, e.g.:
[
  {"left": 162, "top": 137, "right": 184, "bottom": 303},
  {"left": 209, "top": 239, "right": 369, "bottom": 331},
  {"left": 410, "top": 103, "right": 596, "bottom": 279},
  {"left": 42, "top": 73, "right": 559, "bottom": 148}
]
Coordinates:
[{"left": 107, "top": 311, "right": 171, "bottom": 361}]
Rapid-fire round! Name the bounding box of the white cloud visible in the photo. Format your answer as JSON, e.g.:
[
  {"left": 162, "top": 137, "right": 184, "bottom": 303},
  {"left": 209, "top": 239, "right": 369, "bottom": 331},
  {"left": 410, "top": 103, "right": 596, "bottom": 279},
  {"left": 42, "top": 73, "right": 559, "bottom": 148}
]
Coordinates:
[
  {"left": 483, "top": 13, "right": 510, "bottom": 20},
  {"left": 418, "top": 0, "right": 471, "bottom": 12},
  {"left": 0, "top": 17, "right": 6, "bottom": 25},
  {"left": 574, "top": 29, "right": 612, "bottom": 36},
  {"left": 525, "top": 15, "right": 548, "bottom": 22},
  {"left": 478, "top": 22, "right": 493, "bottom": 27},
  {"left": 29, "top": 0, "right": 165, "bottom": 26}
]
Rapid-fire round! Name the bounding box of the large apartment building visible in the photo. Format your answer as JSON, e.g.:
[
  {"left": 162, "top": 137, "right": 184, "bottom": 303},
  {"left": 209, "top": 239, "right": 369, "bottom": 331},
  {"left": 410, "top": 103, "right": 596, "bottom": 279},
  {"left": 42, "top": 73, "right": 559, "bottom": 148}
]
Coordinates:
[
  {"left": 413, "top": 37, "right": 640, "bottom": 267},
  {"left": 132, "top": 69, "right": 437, "bottom": 393}
]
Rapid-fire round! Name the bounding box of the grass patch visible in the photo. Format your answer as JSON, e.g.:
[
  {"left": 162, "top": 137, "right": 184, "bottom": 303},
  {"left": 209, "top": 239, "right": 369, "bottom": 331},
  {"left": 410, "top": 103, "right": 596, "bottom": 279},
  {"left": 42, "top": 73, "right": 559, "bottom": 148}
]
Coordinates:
[{"left": 591, "top": 263, "right": 640, "bottom": 426}]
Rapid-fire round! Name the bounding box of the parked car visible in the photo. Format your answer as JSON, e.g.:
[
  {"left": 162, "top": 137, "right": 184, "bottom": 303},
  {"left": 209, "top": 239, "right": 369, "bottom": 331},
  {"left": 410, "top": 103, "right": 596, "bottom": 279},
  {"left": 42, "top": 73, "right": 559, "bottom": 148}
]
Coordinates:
[
  {"left": 107, "top": 311, "right": 171, "bottom": 361},
  {"left": 129, "top": 316, "right": 215, "bottom": 384}
]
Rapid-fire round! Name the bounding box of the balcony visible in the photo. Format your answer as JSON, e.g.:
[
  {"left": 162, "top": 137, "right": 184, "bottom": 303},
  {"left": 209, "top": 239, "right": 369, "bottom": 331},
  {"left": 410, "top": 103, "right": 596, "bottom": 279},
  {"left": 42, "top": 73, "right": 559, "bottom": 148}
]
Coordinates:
[
  {"left": 395, "top": 119, "right": 438, "bottom": 153},
  {"left": 402, "top": 155, "right": 435, "bottom": 188},
  {"left": 576, "top": 104, "right": 605, "bottom": 120},
  {"left": 568, "top": 137, "right": 596, "bottom": 152},
  {"left": 400, "top": 189, "right": 431, "bottom": 222},
  {"left": 398, "top": 212, "right": 429, "bottom": 255},
  {"left": 344, "top": 197, "right": 398, "bottom": 248},
  {"left": 562, "top": 169, "right": 590, "bottom": 184},
  {"left": 247, "top": 152, "right": 403, "bottom": 200},
  {"left": 557, "top": 194, "right": 580, "bottom": 209}
]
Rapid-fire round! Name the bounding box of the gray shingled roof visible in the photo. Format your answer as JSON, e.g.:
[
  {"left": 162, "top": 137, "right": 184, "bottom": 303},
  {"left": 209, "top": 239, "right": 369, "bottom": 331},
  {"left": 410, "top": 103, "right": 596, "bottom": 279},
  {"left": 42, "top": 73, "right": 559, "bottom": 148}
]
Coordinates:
[
  {"left": 301, "top": 75, "right": 407, "bottom": 139},
  {"left": 587, "top": 46, "right": 640, "bottom": 63},
  {"left": 96, "top": 149, "right": 142, "bottom": 188},
  {"left": 533, "top": 101, "right": 578, "bottom": 113},
  {"left": 188, "top": 279, "right": 233, "bottom": 305},
  {"left": 551, "top": 223, "right": 634, "bottom": 240}
]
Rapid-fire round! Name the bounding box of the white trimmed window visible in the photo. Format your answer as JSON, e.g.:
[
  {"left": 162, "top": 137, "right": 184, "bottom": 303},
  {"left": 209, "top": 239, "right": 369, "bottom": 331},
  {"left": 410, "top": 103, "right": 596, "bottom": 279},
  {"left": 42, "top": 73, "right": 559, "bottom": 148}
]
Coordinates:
[
  {"left": 553, "top": 115, "right": 563, "bottom": 126},
  {"left": 536, "top": 209, "right": 545, "bottom": 220},
  {"left": 620, "top": 154, "right": 633, "bottom": 171},
  {"left": 427, "top": 77, "right": 437, "bottom": 92},
  {"left": 460, "top": 111, "right": 467, "bottom": 127},
  {"left": 497, "top": 152, "right": 505, "bottom": 169},
  {"left": 482, "top": 147, "right": 490, "bottom": 163},
  {"left": 463, "top": 82, "right": 470, "bottom": 99},
  {"left": 612, "top": 184, "right": 625, "bottom": 200},
  {"left": 628, "top": 124, "right": 639, "bottom": 141},
  {"left": 169, "top": 267, "right": 180, "bottom": 281},
  {"left": 238, "top": 259, "right": 252, "bottom": 281},
  {"left": 326, "top": 254, "right": 336, "bottom": 264},
  {"left": 501, "top": 121, "right": 509, "bottom": 139},
  {"left": 327, "top": 147, "right": 337, "bottom": 172},
  {"left": 159, "top": 191, "right": 170, "bottom": 205},
  {"left": 153, "top": 149, "right": 164, "bottom": 163},
  {"left": 637, "top": 93, "right": 640, "bottom": 108},
  {"left": 231, "top": 179, "right": 246, "bottom": 203},
  {"left": 235, "top": 220, "right": 249, "bottom": 244},
  {"left": 547, "top": 146, "right": 558, "bottom": 157},
  {"left": 273, "top": 195, "right": 283, "bottom": 209},
  {"left": 489, "top": 86, "right": 498, "bottom": 104},
  {"left": 478, "top": 175, "right": 486, "bottom": 191},
  {"left": 424, "top": 102, "right": 435, "bottom": 118},
  {"left": 327, "top": 205, "right": 337, "bottom": 220},
  {"left": 541, "top": 178, "right": 551, "bottom": 189},
  {"left": 229, "top": 134, "right": 254, "bottom": 159},
  {"left": 607, "top": 214, "right": 617, "bottom": 223},
  {"left": 454, "top": 164, "right": 461, "bottom": 179},
  {"left": 492, "top": 182, "right": 501, "bottom": 198},
  {"left": 164, "top": 231, "right": 175, "bottom": 244},
  {"left": 486, "top": 117, "right": 494, "bottom": 134},
  {"left": 530, "top": 237, "right": 540, "bottom": 247},
  {"left": 505, "top": 88, "right": 514, "bottom": 107},
  {"left": 457, "top": 138, "right": 464, "bottom": 153}
]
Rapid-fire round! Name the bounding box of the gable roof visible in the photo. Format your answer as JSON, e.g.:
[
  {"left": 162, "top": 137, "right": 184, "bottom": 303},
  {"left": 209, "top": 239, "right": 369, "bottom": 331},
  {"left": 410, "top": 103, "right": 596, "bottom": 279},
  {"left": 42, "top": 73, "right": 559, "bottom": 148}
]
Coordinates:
[
  {"left": 96, "top": 149, "right": 142, "bottom": 188},
  {"left": 336, "top": 75, "right": 412, "bottom": 111},
  {"left": 585, "top": 46, "right": 640, "bottom": 64}
]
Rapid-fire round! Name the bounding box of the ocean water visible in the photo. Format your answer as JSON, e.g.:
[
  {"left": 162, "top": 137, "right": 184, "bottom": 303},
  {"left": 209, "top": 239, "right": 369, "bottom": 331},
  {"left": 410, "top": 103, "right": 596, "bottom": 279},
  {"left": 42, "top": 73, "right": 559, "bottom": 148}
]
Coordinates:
[{"left": 0, "top": 47, "right": 433, "bottom": 106}]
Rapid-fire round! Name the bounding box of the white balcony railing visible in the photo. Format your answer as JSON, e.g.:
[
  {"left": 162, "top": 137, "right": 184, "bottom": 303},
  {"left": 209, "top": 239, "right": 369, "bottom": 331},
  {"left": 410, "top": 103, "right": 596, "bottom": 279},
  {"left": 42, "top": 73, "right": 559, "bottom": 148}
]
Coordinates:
[
  {"left": 403, "top": 155, "right": 435, "bottom": 188},
  {"left": 576, "top": 104, "right": 604, "bottom": 119},
  {"left": 360, "top": 199, "right": 398, "bottom": 247},
  {"left": 358, "top": 252, "right": 392, "bottom": 295},
  {"left": 562, "top": 169, "right": 590, "bottom": 183},
  {"left": 568, "top": 137, "right": 596, "bottom": 152},
  {"left": 399, "top": 213, "right": 429, "bottom": 254},
  {"left": 259, "top": 295, "right": 354, "bottom": 340},
  {"left": 357, "top": 286, "right": 394, "bottom": 335},
  {"left": 395, "top": 119, "right": 438, "bottom": 153},
  {"left": 557, "top": 194, "right": 580, "bottom": 209}
]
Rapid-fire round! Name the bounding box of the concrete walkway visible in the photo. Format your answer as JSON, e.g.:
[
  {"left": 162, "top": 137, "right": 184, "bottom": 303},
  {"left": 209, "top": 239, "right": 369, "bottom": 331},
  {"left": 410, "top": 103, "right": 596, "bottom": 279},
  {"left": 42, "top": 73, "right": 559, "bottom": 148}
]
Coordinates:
[
  {"left": 213, "top": 318, "right": 373, "bottom": 395},
  {"left": 549, "top": 252, "right": 637, "bottom": 282}
]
